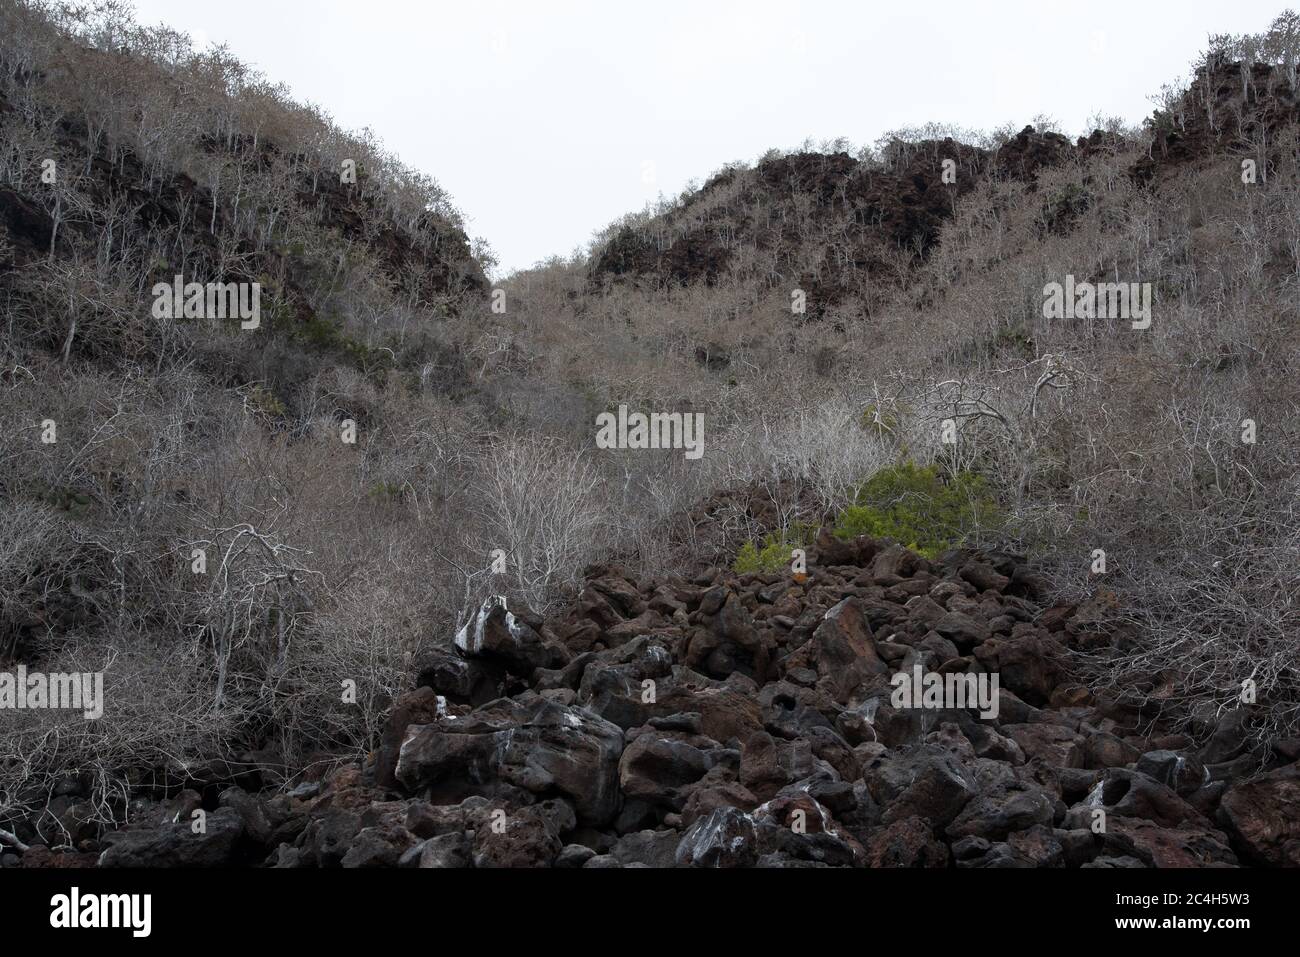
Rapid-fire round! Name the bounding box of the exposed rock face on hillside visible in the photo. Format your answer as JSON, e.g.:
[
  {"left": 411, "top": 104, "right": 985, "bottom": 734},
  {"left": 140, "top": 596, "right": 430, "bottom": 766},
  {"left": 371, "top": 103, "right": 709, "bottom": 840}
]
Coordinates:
[
  {"left": 587, "top": 128, "right": 1089, "bottom": 312},
  {"left": 1137, "top": 57, "right": 1300, "bottom": 182},
  {"left": 0, "top": 14, "right": 488, "bottom": 398},
  {"left": 590, "top": 55, "right": 1300, "bottom": 315},
  {"left": 15, "top": 531, "right": 1293, "bottom": 869},
  {"left": 591, "top": 140, "right": 988, "bottom": 311},
  {"left": 0, "top": 90, "right": 486, "bottom": 317}
]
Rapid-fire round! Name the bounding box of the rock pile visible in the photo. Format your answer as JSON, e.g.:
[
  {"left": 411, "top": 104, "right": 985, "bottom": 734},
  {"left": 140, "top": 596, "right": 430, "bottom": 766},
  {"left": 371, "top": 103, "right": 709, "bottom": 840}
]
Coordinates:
[{"left": 20, "top": 529, "right": 1299, "bottom": 868}]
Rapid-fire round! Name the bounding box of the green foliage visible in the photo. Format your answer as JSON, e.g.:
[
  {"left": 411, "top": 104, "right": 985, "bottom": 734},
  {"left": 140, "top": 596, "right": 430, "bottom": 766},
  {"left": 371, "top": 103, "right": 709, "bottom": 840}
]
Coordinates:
[
  {"left": 368, "top": 481, "right": 405, "bottom": 504},
  {"left": 991, "top": 325, "right": 1034, "bottom": 355},
  {"left": 1041, "top": 182, "right": 1090, "bottom": 233},
  {"left": 245, "top": 384, "right": 287, "bottom": 419},
  {"left": 38, "top": 485, "right": 93, "bottom": 518},
  {"left": 860, "top": 402, "right": 899, "bottom": 437},
  {"left": 257, "top": 293, "right": 298, "bottom": 336},
  {"left": 733, "top": 522, "right": 816, "bottom": 574},
  {"left": 732, "top": 465, "right": 1002, "bottom": 570},
  {"left": 295, "top": 309, "right": 392, "bottom": 375},
  {"left": 959, "top": 324, "right": 1036, "bottom": 364},
  {"left": 833, "top": 462, "right": 1002, "bottom": 559}
]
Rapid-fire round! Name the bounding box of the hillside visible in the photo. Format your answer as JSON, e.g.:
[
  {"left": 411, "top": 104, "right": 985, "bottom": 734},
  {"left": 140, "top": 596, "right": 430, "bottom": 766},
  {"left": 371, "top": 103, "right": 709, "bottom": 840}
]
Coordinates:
[{"left": 1, "top": 1, "right": 1298, "bottom": 871}]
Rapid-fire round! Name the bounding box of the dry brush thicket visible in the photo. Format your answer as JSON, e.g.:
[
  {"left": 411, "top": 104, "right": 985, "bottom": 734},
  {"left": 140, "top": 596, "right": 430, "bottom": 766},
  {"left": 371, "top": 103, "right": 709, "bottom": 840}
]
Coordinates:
[{"left": 0, "top": 0, "right": 1297, "bottom": 834}]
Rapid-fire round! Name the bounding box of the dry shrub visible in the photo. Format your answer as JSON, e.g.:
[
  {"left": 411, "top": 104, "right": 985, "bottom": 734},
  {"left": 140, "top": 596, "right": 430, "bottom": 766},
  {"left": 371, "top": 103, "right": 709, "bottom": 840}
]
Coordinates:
[
  {"left": 468, "top": 434, "right": 608, "bottom": 613},
  {"left": 0, "top": 630, "right": 237, "bottom": 834}
]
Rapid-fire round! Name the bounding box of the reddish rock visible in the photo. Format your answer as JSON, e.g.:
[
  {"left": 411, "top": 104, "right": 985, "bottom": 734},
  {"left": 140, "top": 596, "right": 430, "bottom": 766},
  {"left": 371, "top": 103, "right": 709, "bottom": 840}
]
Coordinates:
[
  {"left": 862, "top": 816, "right": 948, "bottom": 867},
  {"left": 1219, "top": 762, "right": 1300, "bottom": 866}
]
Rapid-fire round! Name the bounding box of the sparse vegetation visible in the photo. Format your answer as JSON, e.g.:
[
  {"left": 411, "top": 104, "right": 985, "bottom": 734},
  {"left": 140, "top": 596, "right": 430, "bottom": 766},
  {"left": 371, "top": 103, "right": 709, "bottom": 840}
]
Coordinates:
[
  {"left": 733, "top": 522, "right": 816, "bottom": 574},
  {"left": 2, "top": 0, "right": 1299, "bottom": 853}
]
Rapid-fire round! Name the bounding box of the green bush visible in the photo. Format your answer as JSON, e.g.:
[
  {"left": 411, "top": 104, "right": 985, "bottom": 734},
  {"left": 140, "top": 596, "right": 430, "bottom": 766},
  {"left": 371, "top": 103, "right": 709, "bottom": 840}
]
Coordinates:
[
  {"left": 368, "top": 481, "right": 405, "bottom": 504},
  {"left": 1040, "top": 181, "right": 1090, "bottom": 234},
  {"left": 246, "top": 384, "right": 287, "bottom": 419},
  {"left": 833, "top": 462, "right": 1001, "bottom": 559},
  {"left": 860, "top": 402, "right": 899, "bottom": 437},
  {"left": 733, "top": 522, "right": 816, "bottom": 574}
]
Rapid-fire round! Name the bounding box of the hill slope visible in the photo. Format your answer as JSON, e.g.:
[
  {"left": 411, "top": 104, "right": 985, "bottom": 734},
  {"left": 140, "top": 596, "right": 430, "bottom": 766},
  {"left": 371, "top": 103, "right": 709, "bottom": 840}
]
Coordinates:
[{"left": 1, "top": 1, "right": 1299, "bottom": 869}]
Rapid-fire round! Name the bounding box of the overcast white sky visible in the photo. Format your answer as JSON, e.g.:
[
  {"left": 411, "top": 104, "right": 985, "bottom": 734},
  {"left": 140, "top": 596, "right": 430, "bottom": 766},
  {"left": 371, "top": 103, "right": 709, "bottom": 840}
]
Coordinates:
[{"left": 130, "top": 0, "right": 1286, "bottom": 276}]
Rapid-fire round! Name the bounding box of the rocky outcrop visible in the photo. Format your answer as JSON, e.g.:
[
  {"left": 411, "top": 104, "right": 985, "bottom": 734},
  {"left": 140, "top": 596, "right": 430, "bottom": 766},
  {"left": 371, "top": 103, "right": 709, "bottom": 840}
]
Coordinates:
[
  {"left": 394, "top": 694, "right": 624, "bottom": 826},
  {"left": 1219, "top": 762, "right": 1300, "bottom": 866},
  {"left": 16, "top": 530, "right": 1288, "bottom": 870}
]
